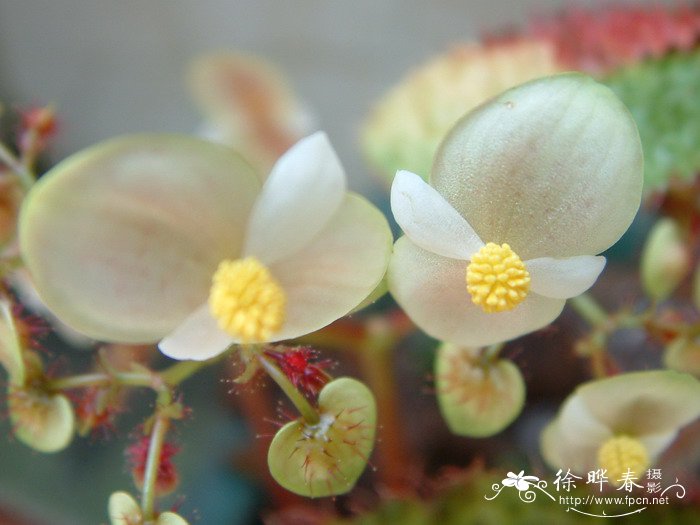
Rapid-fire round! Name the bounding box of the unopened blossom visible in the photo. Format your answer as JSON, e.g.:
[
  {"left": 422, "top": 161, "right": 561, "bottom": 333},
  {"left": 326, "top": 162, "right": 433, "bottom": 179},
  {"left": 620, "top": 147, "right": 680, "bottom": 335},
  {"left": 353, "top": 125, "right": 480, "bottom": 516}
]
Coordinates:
[
  {"left": 541, "top": 371, "right": 700, "bottom": 484},
  {"left": 108, "top": 491, "right": 188, "bottom": 525},
  {"left": 0, "top": 298, "right": 75, "bottom": 452},
  {"left": 388, "top": 74, "right": 643, "bottom": 346},
  {"left": 20, "top": 132, "right": 391, "bottom": 360},
  {"left": 189, "top": 52, "right": 312, "bottom": 174}
]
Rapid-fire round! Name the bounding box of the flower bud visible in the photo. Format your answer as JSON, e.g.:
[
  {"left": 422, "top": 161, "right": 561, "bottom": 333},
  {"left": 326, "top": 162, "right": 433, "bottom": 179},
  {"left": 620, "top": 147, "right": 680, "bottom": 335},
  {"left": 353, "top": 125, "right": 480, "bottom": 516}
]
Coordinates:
[
  {"left": 664, "top": 337, "right": 700, "bottom": 377},
  {"left": 108, "top": 491, "right": 189, "bottom": 525},
  {"left": 267, "top": 377, "right": 376, "bottom": 497},
  {"left": 640, "top": 218, "right": 689, "bottom": 301},
  {"left": 19, "top": 105, "right": 57, "bottom": 154},
  {"left": 8, "top": 384, "right": 75, "bottom": 453},
  {"left": 435, "top": 343, "right": 525, "bottom": 437}
]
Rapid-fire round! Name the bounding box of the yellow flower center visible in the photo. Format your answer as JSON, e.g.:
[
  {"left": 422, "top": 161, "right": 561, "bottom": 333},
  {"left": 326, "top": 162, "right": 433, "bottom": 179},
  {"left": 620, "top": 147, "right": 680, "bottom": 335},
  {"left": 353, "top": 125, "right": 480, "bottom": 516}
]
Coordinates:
[
  {"left": 597, "top": 435, "right": 649, "bottom": 485},
  {"left": 466, "top": 243, "right": 530, "bottom": 313},
  {"left": 208, "top": 257, "right": 286, "bottom": 342}
]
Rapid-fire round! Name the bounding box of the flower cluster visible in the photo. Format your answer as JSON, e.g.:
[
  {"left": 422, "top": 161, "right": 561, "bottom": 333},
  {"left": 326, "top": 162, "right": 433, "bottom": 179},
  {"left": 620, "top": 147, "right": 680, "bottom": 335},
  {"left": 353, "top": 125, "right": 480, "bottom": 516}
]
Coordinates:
[{"left": 8, "top": 66, "right": 669, "bottom": 517}]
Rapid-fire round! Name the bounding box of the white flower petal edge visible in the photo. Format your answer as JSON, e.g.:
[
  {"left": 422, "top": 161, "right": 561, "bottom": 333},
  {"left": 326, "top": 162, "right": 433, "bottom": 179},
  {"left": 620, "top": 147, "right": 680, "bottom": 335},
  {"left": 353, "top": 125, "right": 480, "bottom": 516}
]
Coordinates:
[
  {"left": 244, "top": 132, "right": 347, "bottom": 265},
  {"left": 541, "top": 371, "right": 700, "bottom": 474},
  {"left": 159, "top": 304, "right": 234, "bottom": 361},
  {"left": 431, "top": 73, "right": 643, "bottom": 260},
  {"left": 527, "top": 255, "right": 606, "bottom": 299},
  {"left": 19, "top": 134, "right": 260, "bottom": 343},
  {"left": 388, "top": 236, "right": 565, "bottom": 346},
  {"left": 391, "top": 170, "right": 483, "bottom": 260},
  {"left": 640, "top": 430, "right": 681, "bottom": 463},
  {"left": 575, "top": 370, "right": 700, "bottom": 436},
  {"left": 553, "top": 395, "right": 613, "bottom": 472},
  {"left": 540, "top": 420, "right": 602, "bottom": 475},
  {"left": 269, "top": 193, "right": 392, "bottom": 341}
]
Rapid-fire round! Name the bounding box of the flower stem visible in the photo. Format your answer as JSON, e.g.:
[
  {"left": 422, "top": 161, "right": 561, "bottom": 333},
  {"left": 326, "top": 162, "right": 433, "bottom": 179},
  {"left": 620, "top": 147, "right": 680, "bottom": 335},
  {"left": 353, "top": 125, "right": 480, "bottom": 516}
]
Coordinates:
[
  {"left": 48, "top": 353, "right": 221, "bottom": 392},
  {"left": 570, "top": 293, "right": 608, "bottom": 326},
  {"left": 0, "top": 141, "right": 35, "bottom": 193},
  {"left": 481, "top": 342, "right": 505, "bottom": 362},
  {"left": 48, "top": 372, "right": 112, "bottom": 390},
  {"left": 257, "top": 353, "right": 319, "bottom": 424},
  {"left": 355, "top": 315, "right": 411, "bottom": 488},
  {"left": 140, "top": 409, "right": 170, "bottom": 520},
  {"left": 160, "top": 355, "right": 223, "bottom": 385}
]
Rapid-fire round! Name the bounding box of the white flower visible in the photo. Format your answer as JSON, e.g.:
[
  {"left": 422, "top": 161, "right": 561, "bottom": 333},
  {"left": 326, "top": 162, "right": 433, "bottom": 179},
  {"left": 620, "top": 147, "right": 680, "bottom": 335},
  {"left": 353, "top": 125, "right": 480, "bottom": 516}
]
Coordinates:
[
  {"left": 20, "top": 132, "right": 392, "bottom": 360},
  {"left": 388, "top": 74, "right": 643, "bottom": 346},
  {"left": 541, "top": 371, "right": 700, "bottom": 482}
]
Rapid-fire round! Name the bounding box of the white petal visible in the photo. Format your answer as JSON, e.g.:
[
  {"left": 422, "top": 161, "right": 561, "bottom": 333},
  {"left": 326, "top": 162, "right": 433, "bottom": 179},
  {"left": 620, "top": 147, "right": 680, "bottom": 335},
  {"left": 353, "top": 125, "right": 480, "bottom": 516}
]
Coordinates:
[
  {"left": 540, "top": 420, "right": 566, "bottom": 470},
  {"left": 432, "top": 74, "right": 643, "bottom": 260},
  {"left": 575, "top": 370, "right": 700, "bottom": 437},
  {"left": 244, "top": 132, "right": 346, "bottom": 264},
  {"left": 269, "top": 193, "right": 392, "bottom": 341},
  {"left": 20, "top": 135, "right": 260, "bottom": 343},
  {"left": 159, "top": 305, "right": 234, "bottom": 361},
  {"left": 527, "top": 255, "right": 606, "bottom": 299},
  {"left": 391, "top": 170, "right": 483, "bottom": 259},
  {"left": 388, "top": 236, "right": 565, "bottom": 346},
  {"left": 640, "top": 430, "right": 679, "bottom": 463},
  {"left": 188, "top": 52, "right": 308, "bottom": 175},
  {"left": 541, "top": 396, "right": 613, "bottom": 474}
]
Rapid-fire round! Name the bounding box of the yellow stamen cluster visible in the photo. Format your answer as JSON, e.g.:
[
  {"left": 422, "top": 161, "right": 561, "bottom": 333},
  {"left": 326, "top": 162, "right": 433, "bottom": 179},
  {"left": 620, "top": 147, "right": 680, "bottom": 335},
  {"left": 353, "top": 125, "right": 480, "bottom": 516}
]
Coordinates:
[
  {"left": 209, "top": 257, "right": 286, "bottom": 342},
  {"left": 466, "top": 243, "right": 530, "bottom": 313},
  {"left": 597, "top": 435, "right": 649, "bottom": 485}
]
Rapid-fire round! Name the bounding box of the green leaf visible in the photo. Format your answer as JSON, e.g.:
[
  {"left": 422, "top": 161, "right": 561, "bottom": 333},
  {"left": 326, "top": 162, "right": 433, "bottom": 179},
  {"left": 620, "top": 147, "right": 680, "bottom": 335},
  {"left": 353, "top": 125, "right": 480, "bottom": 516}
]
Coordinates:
[{"left": 604, "top": 51, "right": 700, "bottom": 193}]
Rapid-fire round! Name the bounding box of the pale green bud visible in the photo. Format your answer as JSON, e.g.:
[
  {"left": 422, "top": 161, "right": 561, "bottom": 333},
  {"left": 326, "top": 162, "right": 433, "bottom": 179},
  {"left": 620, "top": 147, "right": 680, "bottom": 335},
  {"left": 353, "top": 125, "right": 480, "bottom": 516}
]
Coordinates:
[
  {"left": 108, "top": 491, "right": 189, "bottom": 524},
  {"left": 641, "top": 218, "right": 689, "bottom": 301},
  {"left": 267, "top": 377, "right": 376, "bottom": 497},
  {"left": 665, "top": 337, "right": 700, "bottom": 377},
  {"left": 435, "top": 344, "right": 525, "bottom": 438}
]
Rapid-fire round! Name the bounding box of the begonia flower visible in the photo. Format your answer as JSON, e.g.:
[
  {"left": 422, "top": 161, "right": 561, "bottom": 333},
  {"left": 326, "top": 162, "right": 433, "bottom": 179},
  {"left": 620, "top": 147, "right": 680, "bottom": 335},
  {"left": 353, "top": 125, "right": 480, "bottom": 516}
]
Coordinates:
[
  {"left": 20, "top": 132, "right": 392, "bottom": 360},
  {"left": 541, "top": 370, "right": 700, "bottom": 484},
  {"left": 388, "top": 74, "right": 643, "bottom": 346}
]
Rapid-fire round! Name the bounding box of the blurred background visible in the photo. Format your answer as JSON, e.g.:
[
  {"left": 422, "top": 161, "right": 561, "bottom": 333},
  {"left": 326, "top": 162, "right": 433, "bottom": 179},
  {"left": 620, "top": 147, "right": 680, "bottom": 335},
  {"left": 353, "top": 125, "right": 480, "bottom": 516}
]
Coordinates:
[
  {"left": 0, "top": 0, "right": 664, "bottom": 195},
  {"left": 0, "top": 0, "right": 686, "bottom": 524}
]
